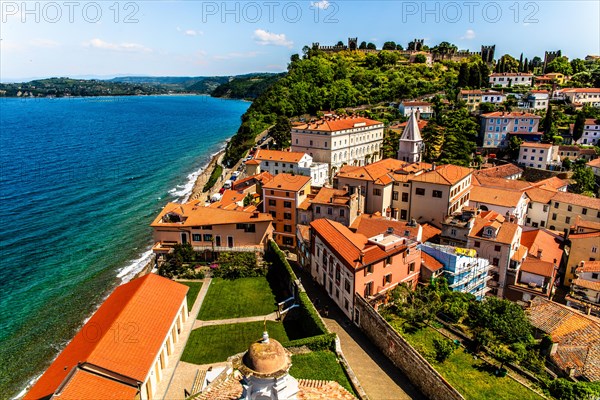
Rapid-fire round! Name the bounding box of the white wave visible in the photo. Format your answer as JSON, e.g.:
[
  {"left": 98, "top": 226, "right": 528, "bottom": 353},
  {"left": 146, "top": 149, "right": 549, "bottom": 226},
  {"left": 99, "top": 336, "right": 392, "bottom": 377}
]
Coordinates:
[{"left": 116, "top": 247, "right": 154, "bottom": 283}]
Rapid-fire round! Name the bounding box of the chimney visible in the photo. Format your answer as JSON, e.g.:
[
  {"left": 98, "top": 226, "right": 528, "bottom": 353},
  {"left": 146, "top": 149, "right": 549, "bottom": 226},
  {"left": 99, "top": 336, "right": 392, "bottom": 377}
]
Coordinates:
[
  {"left": 550, "top": 342, "right": 558, "bottom": 356},
  {"left": 386, "top": 227, "right": 394, "bottom": 234},
  {"left": 359, "top": 251, "right": 365, "bottom": 263},
  {"left": 537, "top": 249, "right": 543, "bottom": 258},
  {"left": 431, "top": 162, "right": 436, "bottom": 171}
]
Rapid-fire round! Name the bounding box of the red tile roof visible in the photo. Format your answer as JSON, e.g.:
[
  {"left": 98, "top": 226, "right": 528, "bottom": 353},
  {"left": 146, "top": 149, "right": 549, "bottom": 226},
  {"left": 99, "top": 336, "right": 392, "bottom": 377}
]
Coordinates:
[
  {"left": 525, "top": 187, "right": 557, "bottom": 204},
  {"left": 587, "top": 158, "right": 600, "bottom": 168},
  {"left": 421, "top": 253, "right": 443, "bottom": 272},
  {"left": 254, "top": 149, "right": 307, "bottom": 163},
  {"left": 470, "top": 186, "right": 527, "bottom": 208},
  {"left": 336, "top": 158, "right": 407, "bottom": 183},
  {"left": 474, "top": 164, "right": 523, "bottom": 179},
  {"left": 576, "top": 261, "right": 600, "bottom": 273},
  {"left": 481, "top": 111, "right": 540, "bottom": 118},
  {"left": 262, "top": 173, "right": 311, "bottom": 192},
  {"left": 520, "top": 142, "right": 552, "bottom": 149},
  {"left": 527, "top": 297, "right": 600, "bottom": 381},
  {"left": 350, "top": 214, "right": 421, "bottom": 241},
  {"left": 551, "top": 191, "right": 600, "bottom": 210},
  {"left": 52, "top": 368, "right": 139, "bottom": 399},
  {"left": 468, "top": 211, "right": 520, "bottom": 245},
  {"left": 520, "top": 258, "right": 557, "bottom": 277},
  {"left": 152, "top": 200, "right": 272, "bottom": 227},
  {"left": 25, "top": 274, "right": 188, "bottom": 399},
  {"left": 402, "top": 101, "right": 432, "bottom": 107},
  {"left": 421, "top": 223, "right": 442, "bottom": 243},
  {"left": 520, "top": 229, "right": 563, "bottom": 264},
  {"left": 233, "top": 171, "right": 274, "bottom": 190},
  {"left": 409, "top": 164, "right": 472, "bottom": 186},
  {"left": 572, "top": 278, "right": 600, "bottom": 292},
  {"left": 293, "top": 116, "right": 382, "bottom": 132}
]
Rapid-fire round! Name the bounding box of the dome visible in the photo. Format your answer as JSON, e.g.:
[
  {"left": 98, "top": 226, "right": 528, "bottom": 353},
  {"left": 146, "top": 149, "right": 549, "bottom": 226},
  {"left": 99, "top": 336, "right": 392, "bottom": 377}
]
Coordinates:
[{"left": 243, "top": 338, "right": 290, "bottom": 376}]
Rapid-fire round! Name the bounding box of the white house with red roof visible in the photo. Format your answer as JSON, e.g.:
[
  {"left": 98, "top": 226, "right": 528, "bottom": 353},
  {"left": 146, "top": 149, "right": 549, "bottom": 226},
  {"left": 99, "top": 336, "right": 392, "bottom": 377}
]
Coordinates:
[
  {"left": 489, "top": 72, "right": 533, "bottom": 88},
  {"left": 291, "top": 115, "right": 384, "bottom": 173},
  {"left": 398, "top": 101, "right": 434, "bottom": 119},
  {"left": 253, "top": 149, "right": 329, "bottom": 186},
  {"left": 575, "top": 118, "right": 600, "bottom": 146},
  {"left": 554, "top": 88, "right": 600, "bottom": 107},
  {"left": 518, "top": 142, "right": 559, "bottom": 170}
]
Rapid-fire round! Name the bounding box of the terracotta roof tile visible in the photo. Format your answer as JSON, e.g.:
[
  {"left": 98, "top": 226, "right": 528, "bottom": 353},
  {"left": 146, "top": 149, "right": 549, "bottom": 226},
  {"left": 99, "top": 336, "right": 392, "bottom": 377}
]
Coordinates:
[
  {"left": 421, "top": 223, "right": 441, "bottom": 243},
  {"left": 552, "top": 191, "right": 600, "bottom": 210},
  {"left": 152, "top": 200, "right": 272, "bottom": 227},
  {"left": 572, "top": 278, "right": 600, "bottom": 291},
  {"left": 470, "top": 186, "right": 527, "bottom": 208},
  {"left": 293, "top": 116, "right": 383, "bottom": 132},
  {"left": 525, "top": 187, "right": 557, "bottom": 204},
  {"left": 468, "top": 212, "right": 520, "bottom": 245},
  {"left": 520, "top": 229, "right": 563, "bottom": 264},
  {"left": 421, "top": 252, "right": 443, "bottom": 272},
  {"left": 254, "top": 149, "right": 307, "bottom": 164},
  {"left": 25, "top": 274, "right": 188, "bottom": 399},
  {"left": 520, "top": 142, "right": 552, "bottom": 149},
  {"left": 350, "top": 214, "right": 421, "bottom": 241},
  {"left": 533, "top": 176, "right": 568, "bottom": 190},
  {"left": 53, "top": 368, "right": 138, "bottom": 399},
  {"left": 481, "top": 111, "right": 539, "bottom": 118},
  {"left": 409, "top": 164, "right": 472, "bottom": 186},
  {"left": 576, "top": 261, "right": 600, "bottom": 273},
  {"left": 473, "top": 176, "right": 533, "bottom": 191},
  {"left": 520, "top": 258, "right": 557, "bottom": 277},
  {"left": 232, "top": 172, "right": 274, "bottom": 190},
  {"left": 474, "top": 164, "right": 523, "bottom": 179},
  {"left": 587, "top": 158, "right": 600, "bottom": 168},
  {"left": 262, "top": 173, "right": 311, "bottom": 192}
]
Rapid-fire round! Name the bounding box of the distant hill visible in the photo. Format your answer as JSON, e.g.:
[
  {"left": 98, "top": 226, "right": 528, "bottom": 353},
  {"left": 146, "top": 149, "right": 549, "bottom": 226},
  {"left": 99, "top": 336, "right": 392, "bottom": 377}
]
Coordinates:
[
  {"left": 210, "top": 73, "right": 285, "bottom": 99},
  {"left": 108, "top": 76, "right": 230, "bottom": 93}
]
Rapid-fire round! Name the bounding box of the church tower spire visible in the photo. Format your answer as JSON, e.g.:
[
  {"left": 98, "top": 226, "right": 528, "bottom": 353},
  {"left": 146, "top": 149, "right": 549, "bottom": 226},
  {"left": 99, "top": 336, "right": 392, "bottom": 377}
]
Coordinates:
[{"left": 397, "top": 111, "right": 424, "bottom": 163}]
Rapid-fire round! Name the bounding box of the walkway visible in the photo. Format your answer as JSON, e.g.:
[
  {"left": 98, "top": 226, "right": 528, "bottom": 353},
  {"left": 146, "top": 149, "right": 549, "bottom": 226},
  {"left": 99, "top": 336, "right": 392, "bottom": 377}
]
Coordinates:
[
  {"left": 193, "top": 311, "right": 279, "bottom": 329},
  {"left": 154, "top": 278, "right": 212, "bottom": 400},
  {"left": 297, "top": 269, "right": 426, "bottom": 400}
]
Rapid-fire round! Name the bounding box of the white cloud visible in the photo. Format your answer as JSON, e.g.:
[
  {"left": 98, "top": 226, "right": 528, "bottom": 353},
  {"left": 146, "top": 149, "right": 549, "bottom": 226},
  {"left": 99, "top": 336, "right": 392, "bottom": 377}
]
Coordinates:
[
  {"left": 461, "top": 29, "right": 476, "bottom": 40},
  {"left": 85, "top": 38, "right": 152, "bottom": 53},
  {"left": 253, "top": 29, "right": 293, "bottom": 48},
  {"left": 311, "top": 0, "right": 330, "bottom": 9},
  {"left": 177, "top": 27, "right": 203, "bottom": 37}
]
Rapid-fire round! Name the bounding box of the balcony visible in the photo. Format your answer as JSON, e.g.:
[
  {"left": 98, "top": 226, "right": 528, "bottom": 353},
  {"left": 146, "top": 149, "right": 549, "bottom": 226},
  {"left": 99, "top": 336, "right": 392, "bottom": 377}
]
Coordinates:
[{"left": 152, "top": 241, "right": 177, "bottom": 254}]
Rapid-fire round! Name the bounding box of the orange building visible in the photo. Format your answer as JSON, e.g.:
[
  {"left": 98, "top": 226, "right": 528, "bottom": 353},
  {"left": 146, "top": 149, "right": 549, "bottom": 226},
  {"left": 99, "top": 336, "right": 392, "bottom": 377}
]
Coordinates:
[
  {"left": 262, "top": 173, "right": 311, "bottom": 248},
  {"left": 24, "top": 274, "right": 189, "bottom": 400},
  {"left": 151, "top": 200, "right": 273, "bottom": 255},
  {"left": 310, "top": 218, "right": 421, "bottom": 319}
]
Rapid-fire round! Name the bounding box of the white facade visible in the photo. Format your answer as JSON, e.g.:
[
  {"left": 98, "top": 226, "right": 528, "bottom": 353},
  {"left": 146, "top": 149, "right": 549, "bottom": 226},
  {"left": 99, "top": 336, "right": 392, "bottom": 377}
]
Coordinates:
[
  {"left": 481, "top": 113, "right": 541, "bottom": 148},
  {"left": 526, "top": 92, "right": 550, "bottom": 110},
  {"left": 576, "top": 120, "right": 600, "bottom": 146},
  {"left": 399, "top": 102, "right": 434, "bottom": 119},
  {"left": 291, "top": 116, "right": 385, "bottom": 172},
  {"left": 560, "top": 88, "right": 600, "bottom": 107},
  {"left": 525, "top": 201, "right": 550, "bottom": 228},
  {"left": 256, "top": 151, "right": 329, "bottom": 186},
  {"left": 489, "top": 73, "right": 534, "bottom": 88},
  {"left": 397, "top": 111, "right": 424, "bottom": 163},
  {"left": 311, "top": 234, "right": 356, "bottom": 319},
  {"left": 518, "top": 143, "right": 557, "bottom": 170}
]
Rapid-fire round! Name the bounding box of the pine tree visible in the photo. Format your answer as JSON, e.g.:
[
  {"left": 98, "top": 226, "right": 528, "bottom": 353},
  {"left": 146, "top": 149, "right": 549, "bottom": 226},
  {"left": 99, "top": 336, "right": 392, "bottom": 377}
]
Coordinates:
[
  {"left": 458, "top": 63, "right": 470, "bottom": 87},
  {"left": 518, "top": 53, "right": 524, "bottom": 72},
  {"left": 542, "top": 106, "right": 555, "bottom": 142},
  {"left": 573, "top": 112, "right": 586, "bottom": 143},
  {"left": 469, "top": 64, "right": 482, "bottom": 88},
  {"left": 523, "top": 58, "right": 529, "bottom": 73}
]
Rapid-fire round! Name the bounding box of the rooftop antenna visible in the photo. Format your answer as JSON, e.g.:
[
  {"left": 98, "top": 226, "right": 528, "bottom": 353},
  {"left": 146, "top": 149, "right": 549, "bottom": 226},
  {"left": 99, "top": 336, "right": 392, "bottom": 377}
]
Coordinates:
[{"left": 262, "top": 317, "right": 269, "bottom": 343}]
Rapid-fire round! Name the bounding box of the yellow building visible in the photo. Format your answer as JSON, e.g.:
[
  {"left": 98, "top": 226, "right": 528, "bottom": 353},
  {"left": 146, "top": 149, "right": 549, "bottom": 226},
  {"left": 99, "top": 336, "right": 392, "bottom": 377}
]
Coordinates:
[{"left": 564, "top": 218, "right": 600, "bottom": 286}]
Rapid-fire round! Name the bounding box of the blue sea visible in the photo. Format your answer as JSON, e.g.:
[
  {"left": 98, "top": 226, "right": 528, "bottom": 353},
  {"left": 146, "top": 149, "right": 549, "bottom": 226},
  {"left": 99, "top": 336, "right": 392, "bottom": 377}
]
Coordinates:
[{"left": 0, "top": 95, "right": 250, "bottom": 398}]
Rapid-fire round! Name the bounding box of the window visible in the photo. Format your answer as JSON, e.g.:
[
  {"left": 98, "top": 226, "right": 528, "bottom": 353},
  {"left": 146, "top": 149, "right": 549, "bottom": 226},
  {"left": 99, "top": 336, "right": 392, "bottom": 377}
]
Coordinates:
[
  {"left": 474, "top": 241, "right": 481, "bottom": 248},
  {"left": 268, "top": 199, "right": 276, "bottom": 206},
  {"left": 364, "top": 282, "right": 373, "bottom": 297},
  {"left": 373, "top": 188, "right": 382, "bottom": 196},
  {"left": 284, "top": 212, "right": 292, "bottom": 220},
  {"left": 236, "top": 223, "right": 256, "bottom": 233},
  {"left": 285, "top": 191, "right": 290, "bottom": 197},
  {"left": 552, "top": 213, "right": 557, "bottom": 221},
  {"left": 270, "top": 211, "right": 277, "bottom": 218},
  {"left": 582, "top": 208, "right": 587, "bottom": 215},
  {"left": 568, "top": 205, "right": 573, "bottom": 212},
  {"left": 392, "top": 191, "right": 399, "bottom": 201},
  {"left": 565, "top": 216, "right": 571, "bottom": 224},
  {"left": 284, "top": 201, "right": 292, "bottom": 208},
  {"left": 494, "top": 245, "right": 501, "bottom": 252},
  {"left": 400, "top": 209, "right": 408, "bottom": 220},
  {"left": 327, "top": 208, "right": 333, "bottom": 215},
  {"left": 383, "top": 274, "right": 392, "bottom": 285},
  {"left": 554, "top": 202, "right": 559, "bottom": 208},
  {"left": 409, "top": 262, "right": 415, "bottom": 272},
  {"left": 203, "top": 234, "right": 213, "bottom": 242},
  {"left": 365, "top": 265, "right": 373, "bottom": 275},
  {"left": 344, "top": 279, "right": 350, "bottom": 293},
  {"left": 415, "top": 188, "right": 425, "bottom": 196},
  {"left": 192, "top": 234, "right": 202, "bottom": 242},
  {"left": 592, "top": 247, "right": 598, "bottom": 254},
  {"left": 270, "top": 190, "right": 274, "bottom": 195},
  {"left": 451, "top": 228, "right": 457, "bottom": 236},
  {"left": 401, "top": 192, "right": 409, "bottom": 202},
  {"left": 432, "top": 190, "right": 443, "bottom": 198},
  {"left": 200, "top": 225, "right": 212, "bottom": 230},
  {"left": 335, "top": 265, "right": 341, "bottom": 283},
  {"left": 299, "top": 190, "right": 305, "bottom": 196},
  {"left": 340, "top": 209, "right": 345, "bottom": 217},
  {"left": 315, "top": 206, "right": 321, "bottom": 214},
  {"left": 386, "top": 256, "right": 393, "bottom": 265},
  {"left": 283, "top": 225, "right": 292, "bottom": 233},
  {"left": 543, "top": 205, "right": 549, "bottom": 212},
  {"left": 283, "top": 237, "right": 294, "bottom": 245},
  {"left": 492, "top": 258, "right": 499, "bottom": 266}
]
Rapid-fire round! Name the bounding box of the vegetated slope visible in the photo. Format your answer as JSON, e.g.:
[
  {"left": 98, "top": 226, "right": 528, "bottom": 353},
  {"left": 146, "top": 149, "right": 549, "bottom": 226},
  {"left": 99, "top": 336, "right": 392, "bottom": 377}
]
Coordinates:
[
  {"left": 223, "top": 49, "right": 484, "bottom": 167},
  {"left": 211, "top": 73, "right": 285, "bottom": 99},
  {"left": 110, "top": 76, "right": 231, "bottom": 94}
]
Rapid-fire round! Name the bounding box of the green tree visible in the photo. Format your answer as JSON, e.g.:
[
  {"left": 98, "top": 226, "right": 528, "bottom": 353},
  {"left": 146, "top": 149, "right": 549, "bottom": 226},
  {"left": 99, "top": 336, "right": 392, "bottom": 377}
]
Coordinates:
[
  {"left": 396, "top": 44, "right": 404, "bottom": 51},
  {"left": 523, "top": 57, "right": 529, "bottom": 72},
  {"left": 366, "top": 42, "right": 376, "bottom": 50},
  {"left": 458, "top": 63, "right": 470, "bottom": 87},
  {"left": 518, "top": 53, "right": 524, "bottom": 72},
  {"left": 530, "top": 56, "right": 543, "bottom": 71},
  {"left": 571, "top": 163, "right": 596, "bottom": 195},
  {"left": 468, "top": 64, "right": 482, "bottom": 88},
  {"left": 382, "top": 41, "right": 397, "bottom": 50},
  {"left": 542, "top": 105, "right": 556, "bottom": 142},
  {"left": 433, "top": 337, "right": 458, "bottom": 362},
  {"left": 467, "top": 297, "right": 533, "bottom": 344},
  {"left": 571, "top": 58, "right": 586, "bottom": 74},
  {"left": 546, "top": 56, "right": 573, "bottom": 75},
  {"left": 479, "top": 102, "right": 497, "bottom": 113},
  {"left": 498, "top": 54, "right": 519, "bottom": 73},
  {"left": 413, "top": 54, "right": 427, "bottom": 63},
  {"left": 269, "top": 116, "right": 292, "bottom": 149},
  {"left": 573, "top": 111, "right": 586, "bottom": 142},
  {"left": 562, "top": 157, "right": 572, "bottom": 171},
  {"left": 507, "top": 135, "right": 523, "bottom": 160},
  {"left": 359, "top": 41, "right": 367, "bottom": 50}
]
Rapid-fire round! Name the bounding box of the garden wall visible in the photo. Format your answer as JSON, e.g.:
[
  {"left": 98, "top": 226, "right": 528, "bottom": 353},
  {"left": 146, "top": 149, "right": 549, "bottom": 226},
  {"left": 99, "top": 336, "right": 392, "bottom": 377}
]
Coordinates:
[{"left": 354, "top": 295, "right": 464, "bottom": 400}]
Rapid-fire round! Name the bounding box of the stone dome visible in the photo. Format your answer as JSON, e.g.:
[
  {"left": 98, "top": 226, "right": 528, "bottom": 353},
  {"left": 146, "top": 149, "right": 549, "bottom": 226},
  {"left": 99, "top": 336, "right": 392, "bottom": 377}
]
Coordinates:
[{"left": 243, "top": 338, "right": 290, "bottom": 377}]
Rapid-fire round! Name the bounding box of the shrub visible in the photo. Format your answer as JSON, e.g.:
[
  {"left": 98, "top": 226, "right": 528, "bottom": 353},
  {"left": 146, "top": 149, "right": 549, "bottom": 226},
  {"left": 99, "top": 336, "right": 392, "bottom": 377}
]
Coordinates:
[
  {"left": 203, "top": 164, "right": 223, "bottom": 192},
  {"left": 210, "top": 252, "right": 264, "bottom": 279},
  {"left": 432, "top": 337, "right": 458, "bottom": 362},
  {"left": 283, "top": 333, "right": 337, "bottom": 351}
]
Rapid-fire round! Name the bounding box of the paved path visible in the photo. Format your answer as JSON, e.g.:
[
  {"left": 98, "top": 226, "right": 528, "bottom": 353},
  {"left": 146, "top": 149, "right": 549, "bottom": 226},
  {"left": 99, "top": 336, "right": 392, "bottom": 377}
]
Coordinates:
[
  {"left": 154, "top": 278, "right": 212, "bottom": 400},
  {"left": 193, "top": 311, "right": 279, "bottom": 329},
  {"left": 297, "top": 269, "right": 426, "bottom": 400}
]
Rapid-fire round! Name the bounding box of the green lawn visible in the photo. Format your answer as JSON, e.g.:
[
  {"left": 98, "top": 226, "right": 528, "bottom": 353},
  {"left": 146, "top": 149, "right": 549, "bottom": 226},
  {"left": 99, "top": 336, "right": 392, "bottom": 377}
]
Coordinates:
[
  {"left": 401, "top": 327, "right": 543, "bottom": 400},
  {"left": 181, "top": 321, "right": 289, "bottom": 365},
  {"left": 290, "top": 351, "right": 356, "bottom": 395},
  {"left": 198, "top": 277, "right": 277, "bottom": 320},
  {"left": 180, "top": 281, "right": 203, "bottom": 311}
]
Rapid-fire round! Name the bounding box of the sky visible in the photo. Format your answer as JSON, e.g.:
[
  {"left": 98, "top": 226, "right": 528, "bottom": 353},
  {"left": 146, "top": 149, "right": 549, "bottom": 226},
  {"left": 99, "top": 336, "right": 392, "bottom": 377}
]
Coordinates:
[{"left": 1, "top": 0, "right": 599, "bottom": 81}]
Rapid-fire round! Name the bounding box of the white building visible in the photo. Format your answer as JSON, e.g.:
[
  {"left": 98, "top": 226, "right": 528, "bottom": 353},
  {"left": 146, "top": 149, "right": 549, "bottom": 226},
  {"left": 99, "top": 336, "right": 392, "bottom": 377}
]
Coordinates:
[
  {"left": 555, "top": 88, "right": 600, "bottom": 107},
  {"left": 524, "top": 187, "right": 555, "bottom": 228},
  {"left": 460, "top": 89, "right": 506, "bottom": 111},
  {"left": 291, "top": 115, "right": 384, "bottom": 175},
  {"left": 588, "top": 158, "right": 600, "bottom": 178},
  {"left": 575, "top": 119, "right": 600, "bottom": 146},
  {"left": 399, "top": 101, "right": 434, "bottom": 119},
  {"left": 525, "top": 90, "right": 550, "bottom": 110},
  {"left": 397, "top": 111, "right": 424, "bottom": 163},
  {"left": 469, "top": 186, "right": 530, "bottom": 226},
  {"left": 253, "top": 149, "right": 329, "bottom": 186},
  {"left": 480, "top": 112, "right": 541, "bottom": 148},
  {"left": 489, "top": 73, "right": 534, "bottom": 88},
  {"left": 518, "top": 142, "right": 558, "bottom": 170}
]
